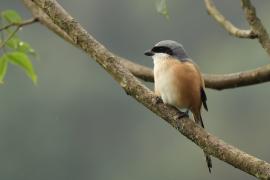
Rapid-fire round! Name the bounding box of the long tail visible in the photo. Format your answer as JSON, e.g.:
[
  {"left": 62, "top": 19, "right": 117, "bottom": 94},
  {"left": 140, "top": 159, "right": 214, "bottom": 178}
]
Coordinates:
[{"left": 194, "top": 112, "right": 212, "bottom": 173}]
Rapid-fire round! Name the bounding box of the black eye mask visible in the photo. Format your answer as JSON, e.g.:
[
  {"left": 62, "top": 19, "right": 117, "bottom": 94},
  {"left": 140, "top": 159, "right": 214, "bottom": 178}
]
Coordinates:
[{"left": 151, "top": 46, "right": 173, "bottom": 55}]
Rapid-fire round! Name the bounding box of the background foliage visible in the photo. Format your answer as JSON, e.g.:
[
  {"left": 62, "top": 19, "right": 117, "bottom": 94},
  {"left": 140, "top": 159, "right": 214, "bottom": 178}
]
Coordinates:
[
  {"left": 0, "top": 9, "right": 37, "bottom": 84},
  {"left": 1, "top": 1, "right": 270, "bottom": 180}
]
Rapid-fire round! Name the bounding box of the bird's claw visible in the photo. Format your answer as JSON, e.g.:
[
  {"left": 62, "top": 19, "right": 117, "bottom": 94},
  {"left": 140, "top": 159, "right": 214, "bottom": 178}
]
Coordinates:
[
  {"left": 177, "top": 110, "right": 189, "bottom": 119},
  {"left": 152, "top": 96, "right": 163, "bottom": 105}
]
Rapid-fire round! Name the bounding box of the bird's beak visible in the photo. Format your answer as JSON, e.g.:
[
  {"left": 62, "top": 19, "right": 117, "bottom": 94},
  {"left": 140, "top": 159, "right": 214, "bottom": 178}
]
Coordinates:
[{"left": 144, "top": 50, "right": 154, "bottom": 56}]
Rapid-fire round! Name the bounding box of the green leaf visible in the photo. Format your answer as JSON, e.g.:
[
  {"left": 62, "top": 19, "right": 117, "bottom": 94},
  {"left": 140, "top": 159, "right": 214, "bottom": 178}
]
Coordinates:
[
  {"left": 6, "top": 51, "right": 37, "bottom": 84},
  {"left": 5, "top": 38, "right": 37, "bottom": 56},
  {"left": 0, "top": 55, "right": 8, "bottom": 84},
  {"left": 17, "top": 41, "right": 36, "bottom": 55},
  {"left": 156, "top": 0, "right": 169, "bottom": 19},
  {"left": 1, "top": 10, "right": 22, "bottom": 23}
]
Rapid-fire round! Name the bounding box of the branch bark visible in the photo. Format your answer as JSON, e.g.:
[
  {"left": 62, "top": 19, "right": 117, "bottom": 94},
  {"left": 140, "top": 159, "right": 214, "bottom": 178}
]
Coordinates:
[
  {"left": 23, "top": 0, "right": 74, "bottom": 45},
  {"left": 204, "top": 65, "right": 270, "bottom": 90},
  {"left": 22, "top": 0, "right": 270, "bottom": 179},
  {"left": 204, "top": 0, "right": 257, "bottom": 39}
]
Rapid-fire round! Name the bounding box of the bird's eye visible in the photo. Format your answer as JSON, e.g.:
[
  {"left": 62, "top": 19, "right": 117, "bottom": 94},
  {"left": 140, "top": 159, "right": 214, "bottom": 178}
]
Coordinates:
[{"left": 152, "top": 46, "right": 173, "bottom": 55}]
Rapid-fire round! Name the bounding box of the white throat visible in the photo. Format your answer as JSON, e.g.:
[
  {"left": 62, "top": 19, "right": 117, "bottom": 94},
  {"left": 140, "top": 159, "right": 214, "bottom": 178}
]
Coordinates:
[{"left": 152, "top": 53, "right": 170, "bottom": 65}]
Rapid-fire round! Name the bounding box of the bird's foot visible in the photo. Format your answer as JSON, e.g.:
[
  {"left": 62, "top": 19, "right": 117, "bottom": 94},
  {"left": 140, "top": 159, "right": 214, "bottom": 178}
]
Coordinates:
[
  {"left": 152, "top": 96, "right": 163, "bottom": 105},
  {"left": 177, "top": 110, "right": 189, "bottom": 119}
]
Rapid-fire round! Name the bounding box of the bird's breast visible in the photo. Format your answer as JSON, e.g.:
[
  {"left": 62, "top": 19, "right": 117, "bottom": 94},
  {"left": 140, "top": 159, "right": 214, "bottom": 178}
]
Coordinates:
[
  {"left": 154, "top": 59, "right": 201, "bottom": 109},
  {"left": 154, "top": 61, "right": 183, "bottom": 107}
]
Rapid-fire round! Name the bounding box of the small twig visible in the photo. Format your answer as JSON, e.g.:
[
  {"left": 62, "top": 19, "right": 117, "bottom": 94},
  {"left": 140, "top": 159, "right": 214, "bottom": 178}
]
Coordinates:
[
  {"left": 0, "top": 18, "right": 38, "bottom": 32},
  {"left": 0, "top": 26, "right": 20, "bottom": 49},
  {"left": 0, "top": 18, "right": 38, "bottom": 49},
  {"left": 241, "top": 0, "right": 270, "bottom": 56},
  {"left": 204, "top": 0, "right": 257, "bottom": 39},
  {"left": 0, "top": 18, "right": 7, "bottom": 53}
]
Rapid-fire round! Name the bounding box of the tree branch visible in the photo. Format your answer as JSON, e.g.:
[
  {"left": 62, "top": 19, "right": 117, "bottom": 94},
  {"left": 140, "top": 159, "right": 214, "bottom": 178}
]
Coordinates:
[
  {"left": 204, "top": 0, "right": 257, "bottom": 39},
  {"left": 204, "top": 65, "right": 270, "bottom": 90},
  {"left": 204, "top": 0, "right": 270, "bottom": 57},
  {"left": 21, "top": 0, "right": 270, "bottom": 91},
  {"left": 121, "top": 59, "right": 270, "bottom": 91},
  {"left": 23, "top": 0, "right": 270, "bottom": 178},
  {"left": 23, "top": 0, "right": 74, "bottom": 45},
  {"left": 120, "top": 58, "right": 154, "bottom": 82},
  {"left": 241, "top": 0, "right": 270, "bottom": 56}
]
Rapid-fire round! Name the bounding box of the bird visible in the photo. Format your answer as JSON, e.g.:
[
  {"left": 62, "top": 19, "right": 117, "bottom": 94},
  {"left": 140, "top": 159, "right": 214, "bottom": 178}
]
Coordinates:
[{"left": 144, "top": 40, "right": 212, "bottom": 173}]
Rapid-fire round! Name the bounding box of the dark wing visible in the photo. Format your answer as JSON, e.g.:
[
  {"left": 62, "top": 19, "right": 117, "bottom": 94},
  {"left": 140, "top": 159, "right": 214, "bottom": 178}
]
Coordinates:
[
  {"left": 189, "top": 61, "right": 208, "bottom": 111},
  {"left": 201, "top": 88, "right": 208, "bottom": 111}
]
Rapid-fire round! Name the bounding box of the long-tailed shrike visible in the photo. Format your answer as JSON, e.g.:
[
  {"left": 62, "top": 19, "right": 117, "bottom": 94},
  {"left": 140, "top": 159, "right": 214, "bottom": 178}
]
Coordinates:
[{"left": 144, "top": 40, "right": 212, "bottom": 173}]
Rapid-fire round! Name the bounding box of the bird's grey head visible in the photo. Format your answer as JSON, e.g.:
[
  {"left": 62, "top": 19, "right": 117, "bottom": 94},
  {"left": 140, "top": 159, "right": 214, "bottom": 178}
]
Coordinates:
[{"left": 144, "top": 40, "right": 190, "bottom": 61}]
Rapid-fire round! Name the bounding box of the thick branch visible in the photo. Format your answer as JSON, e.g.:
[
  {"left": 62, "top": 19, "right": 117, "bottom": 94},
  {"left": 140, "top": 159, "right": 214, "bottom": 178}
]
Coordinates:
[
  {"left": 241, "top": 0, "right": 270, "bottom": 56},
  {"left": 204, "top": 0, "right": 257, "bottom": 39},
  {"left": 23, "top": 0, "right": 270, "bottom": 179},
  {"left": 23, "top": 0, "right": 74, "bottom": 45}
]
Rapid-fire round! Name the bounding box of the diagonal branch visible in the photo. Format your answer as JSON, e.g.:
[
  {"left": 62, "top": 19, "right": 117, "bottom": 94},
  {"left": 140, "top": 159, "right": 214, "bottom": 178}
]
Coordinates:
[
  {"left": 22, "top": 0, "right": 270, "bottom": 179},
  {"left": 22, "top": 0, "right": 74, "bottom": 45},
  {"left": 241, "top": 0, "right": 270, "bottom": 56},
  {"left": 204, "top": 0, "right": 257, "bottom": 39}
]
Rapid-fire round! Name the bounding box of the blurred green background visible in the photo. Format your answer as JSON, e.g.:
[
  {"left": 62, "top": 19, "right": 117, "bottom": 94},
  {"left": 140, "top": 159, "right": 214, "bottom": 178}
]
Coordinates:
[{"left": 1, "top": 0, "right": 270, "bottom": 179}]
